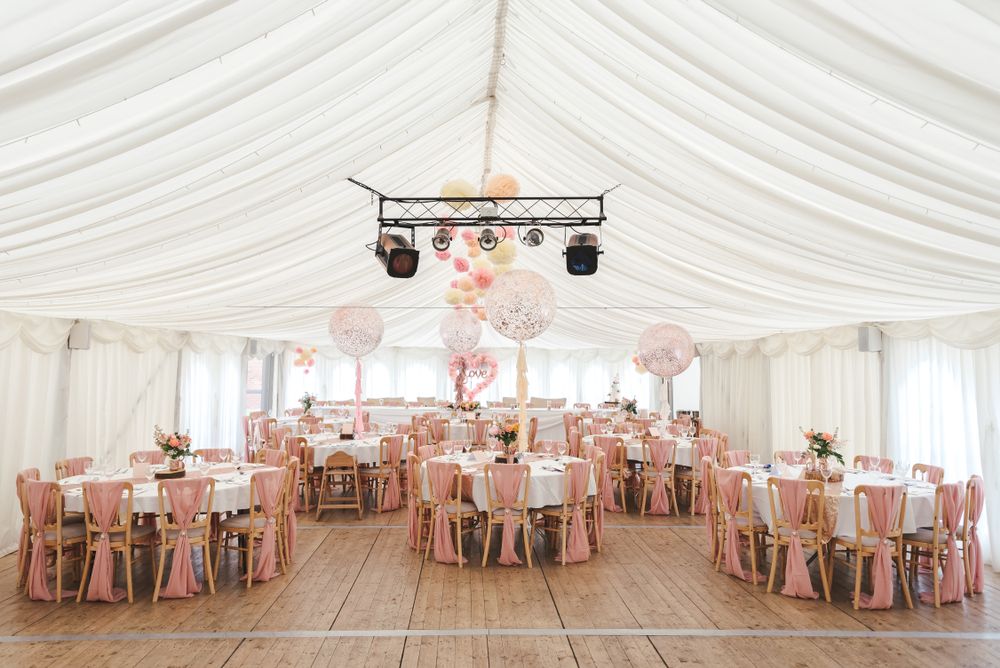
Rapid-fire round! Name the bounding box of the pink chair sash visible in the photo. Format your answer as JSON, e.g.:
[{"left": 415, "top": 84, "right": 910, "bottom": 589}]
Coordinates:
[
  {"left": 593, "top": 435, "right": 622, "bottom": 512},
  {"left": 715, "top": 468, "right": 758, "bottom": 582},
  {"left": 857, "top": 485, "right": 903, "bottom": 609},
  {"left": 966, "top": 475, "right": 985, "bottom": 594},
  {"left": 251, "top": 469, "right": 284, "bottom": 582},
  {"left": 84, "top": 481, "right": 128, "bottom": 602},
  {"left": 199, "top": 448, "right": 232, "bottom": 463},
  {"left": 568, "top": 429, "right": 581, "bottom": 458},
  {"left": 407, "top": 457, "right": 421, "bottom": 550},
  {"left": 563, "top": 460, "right": 591, "bottom": 563},
  {"left": 417, "top": 445, "right": 435, "bottom": 461},
  {"left": 26, "top": 480, "right": 70, "bottom": 601},
  {"left": 693, "top": 438, "right": 716, "bottom": 514},
  {"left": 585, "top": 423, "right": 603, "bottom": 436},
  {"left": 774, "top": 451, "right": 802, "bottom": 465},
  {"left": 665, "top": 424, "right": 681, "bottom": 437},
  {"left": 727, "top": 450, "right": 750, "bottom": 467},
  {"left": 66, "top": 457, "right": 91, "bottom": 476},
  {"left": 160, "top": 478, "right": 209, "bottom": 598},
  {"left": 583, "top": 447, "right": 604, "bottom": 548},
  {"left": 646, "top": 439, "right": 673, "bottom": 515},
  {"left": 490, "top": 464, "right": 528, "bottom": 566},
  {"left": 286, "top": 462, "right": 300, "bottom": 560},
  {"left": 923, "top": 465, "right": 945, "bottom": 484},
  {"left": 133, "top": 450, "right": 166, "bottom": 465},
  {"left": 429, "top": 419, "right": 446, "bottom": 443},
  {"left": 412, "top": 430, "right": 428, "bottom": 450},
  {"left": 427, "top": 461, "right": 465, "bottom": 564},
  {"left": 776, "top": 478, "right": 818, "bottom": 599},
  {"left": 856, "top": 456, "right": 893, "bottom": 473},
  {"left": 396, "top": 424, "right": 412, "bottom": 436},
  {"left": 382, "top": 435, "right": 404, "bottom": 511},
  {"left": 16, "top": 468, "right": 40, "bottom": 580},
  {"left": 472, "top": 419, "right": 490, "bottom": 444},
  {"left": 701, "top": 456, "right": 714, "bottom": 549},
  {"left": 262, "top": 449, "right": 285, "bottom": 467},
  {"left": 920, "top": 483, "right": 965, "bottom": 604}
]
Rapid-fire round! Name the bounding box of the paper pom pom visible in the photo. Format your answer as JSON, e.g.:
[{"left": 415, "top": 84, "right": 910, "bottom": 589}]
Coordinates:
[
  {"left": 494, "top": 263, "right": 511, "bottom": 275},
  {"left": 441, "top": 179, "right": 477, "bottom": 210},
  {"left": 484, "top": 173, "right": 520, "bottom": 200},
  {"left": 310, "top": 347, "right": 317, "bottom": 353},
  {"left": 435, "top": 250, "right": 451, "bottom": 261},
  {"left": 295, "top": 347, "right": 303, "bottom": 354},
  {"left": 468, "top": 246, "right": 481, "bottom": 257},
  {"left": 449, "top": 279, "right": 458, "bottom": 289},
  {"left": 453, "top": 257, "right": 469, "bottom": 273},
  {"left": 500, "top": 226, "right": 515, "bottom": 238},
  {"left": 294, "top": 359, "right": 304, "bottom": 367},
  {"left": 461, "top": 229, "right": 477, "bottom": 242},
  {"left": 477, "top": 310, "right": 487, "bottom": 321},
  {"left": 444, "top": 288, "right": 463, "bottom": 305},
  {"left": 469, "top": 266, "right": 495, "bottom": 290},
  {"left": 472, "top": 257, "right": 492, "bottom": 270},
  {"left": 475, "top": 289, "right": 485, "bottom": 297},
  {"left": 488, "top": 239, "right": 516, "bottom": 265},
  {"left": 462, "top": 292, "right": 477, "bottom": 305},
  {"left": 457, "top": 277, "right": 474, "bottom": 292},
  {"left": 307, "top": 358, "right": 315, "bottom": 367}
]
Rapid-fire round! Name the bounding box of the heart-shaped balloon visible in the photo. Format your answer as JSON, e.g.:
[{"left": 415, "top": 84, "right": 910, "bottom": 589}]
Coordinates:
[{"left": 448, "top": 352, "right": 498, "bottom": 399}]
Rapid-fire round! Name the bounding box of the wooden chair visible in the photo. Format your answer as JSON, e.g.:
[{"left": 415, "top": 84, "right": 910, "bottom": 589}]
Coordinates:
[
  {"left": 722, "top": 450, "right": 751, "bottom": 467},
  {"left": 533, "top": 461, "right": 592, "bottom": 565},
  {"left": 531, "top": 439, "right": 567, "bottom": 455},
  {"left": 639, "top": 439, "right": 678, "bottom": 516},
  {"left": 581, "top": 445, "right": 606, "bottom": 552},
  {"left": 423, "top": 461, "right": 482, "bottom": 567},
  {"left": 703, "top": 457, "right": 722, "bottom": 563},
  {"left": 152, "top": 478, "right": 215, "bottom": 602},
  {"left": 963, "top": 475, "right": 985, "bottom": 597},
  {"left": 289, "top": 437, "right": 316, "bottom": 512},
  {"left": 773, "top": 451, "right": 815, "bottom": 466},
  {"left": 24, "top": 480, "right": 86, "bottom": 602},
  {"left": 216, "top": 470, "right": 287, "bottom": 589},
  {"left": 278, "top": 458, "right": 299, "bottom": 567},
  {"left": 468, "top": 419, "right": 492, "bottom": 447},
  {"left": 428, "top": 418, "right": 450, "bottom": 444},
  {"left": 297, "top": 416, "right": 321, "bottom": 436},
  {"left": 15, "top": 468, "right": 40, "bottom": 589},
  {"left": 406, "top": 453, "right": 431, "bottom": 551},
  {"left": 316, "top": 452, "right": 363, "bottom": 520},
  {"left": 911, "top": 463, "right": 944, "bottom": 484},
  {"left": 593, "top": 435, "right": 629, "bottom": 512},
  {"left": 527, "top": 416, "right": 538, "bottom": 449},
  {"left": 766, "top": 477, "right": 831, "bottom": 602},
  {"left": 54, "top": 457, "right": 93, "bottom": 480},
  {"left": 713, "top": 469, "right": 768, "bottom": 584},
  {"left": 481, "top": 464, "right": 532, "bottom": 567},
  {"left": 902, "top": 482, "right": 965, "bottom": 607},
  {"left": 129, "top": 450, "right": 165, "bottom": 466},
  {"left": 77, "top": 482, "right": 157, "bottom": 603},
  {"left": 359, "top": 436, "right": 404, "bottom": 513},
  {"left": 255, "top": 447, "right": 288, "bottom": 467},
  {"left": 831, "top": 486, "right": 913, "bottom": 610},
  {"left": 853, "top": 455, "right": 894, "bottom": 473},
  {"left": 563, "top": 413, "right": 583, "bottom": 441},
  {"left": 193, "top": 448, "right": 235, "bottom": 463},
  {"left": 676, "top": 437, "right": 716, "bottom": 515}
]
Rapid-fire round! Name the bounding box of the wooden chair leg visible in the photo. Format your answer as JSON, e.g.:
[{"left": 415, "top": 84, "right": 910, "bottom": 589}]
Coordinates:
[
  {"left": 816, "top": 544, "right": 831, "bottom": 603},
  {"left": 125, "top": 547, "right": 134, "bottom": 604},
  {"left": 767, "top": 543, "right": 780, "bottom": 593},
  {"left": 424, "top": 510, "right": 436, "bottom": 561},
  {"left": 853, "top": 551, "right": 863, "bottom": 610},
  {"left": 560, "top": 517, "right": 568, "bottom": 566},
  {"left": 455, "top": 515, "right": 463, "bottom": 569},
  {"left": 748, "top": 531, "right": 759, "bottom": 585},
  {"left": 76, "top": 548, "right": 91, "bottom": 603},
  {"left": 481, "top": 520, "right": 492, "bottom": 568},
  {"left": 964, "top": 545, "right": 974, "bottom": 596},
  {"left": 152, "top": 543, "right": 167, "bottom": 602},
  {"left": 245, "top": 532, "right": 253, "bottom": 589},
  {"left": 203, "top": 542, "right": 215, "bottom": 595},
  {"left": 523, "top": 521, "right": 533, "bottom": 568}
]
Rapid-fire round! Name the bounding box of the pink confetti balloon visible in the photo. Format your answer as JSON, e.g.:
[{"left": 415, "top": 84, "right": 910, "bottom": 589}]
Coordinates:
[{"left": 637, "top": 323, "right": 695, "bottom": 378}]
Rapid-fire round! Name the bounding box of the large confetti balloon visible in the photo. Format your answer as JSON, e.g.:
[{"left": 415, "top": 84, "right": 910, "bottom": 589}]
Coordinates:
[
  {"left": 637, "top": 323, "right": 695, "bottom": 378},
  {"left": 328, "top": 306, "right": 383, "bottom": 358},
  {"left": 440, "top": 308, "right": 482, "bottom": 353},
  {"left": 485, "top": 269, "right": 556, "bottom": 342}
]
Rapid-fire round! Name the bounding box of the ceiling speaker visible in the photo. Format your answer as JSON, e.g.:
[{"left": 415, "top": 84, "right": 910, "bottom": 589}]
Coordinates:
[{"left": 68, "top": 321, "right": 91, "bottom": 350}]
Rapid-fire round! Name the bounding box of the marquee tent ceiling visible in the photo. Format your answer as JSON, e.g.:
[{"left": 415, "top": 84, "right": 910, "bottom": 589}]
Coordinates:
[{"left": 1, "top": 0, "right": 999, "bottom": 349}]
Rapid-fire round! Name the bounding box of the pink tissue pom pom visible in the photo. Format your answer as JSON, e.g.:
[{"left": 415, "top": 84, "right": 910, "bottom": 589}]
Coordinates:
[
  {"left": 295, "top": 347, "right": 303, "bottom": 354},
  {"left": 453, "top": 257, "right": 469, "bottom": 273},
  {"left": 435, "top": 250, "right": 451, "bottom": 261},
  {"left": 449, "top": 279, "right": 458, "bottom": 289},
  {"left": 461, "top": 229, "right": 476, "bottom": 242},
  {"left": 469, "top": 267, "right": 495, "bottom": 290}
]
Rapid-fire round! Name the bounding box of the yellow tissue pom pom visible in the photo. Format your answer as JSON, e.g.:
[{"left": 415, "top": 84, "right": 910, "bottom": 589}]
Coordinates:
[
  {"left": 440, "top": 179, "right": 477, "bottom": 211},
  {"left": 457, "top": 277, "right": 474, "bottom": 292},
  {"left": 488, "top": 239, "right": 516, "bottom": 265},
  {"left": 444, "top": 288, "right": 463, "bottom": 305}
]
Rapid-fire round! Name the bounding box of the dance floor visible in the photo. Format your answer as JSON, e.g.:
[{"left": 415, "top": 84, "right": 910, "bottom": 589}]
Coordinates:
[{"left": 1, "top": 510, "right": 997, "bottom": 667}]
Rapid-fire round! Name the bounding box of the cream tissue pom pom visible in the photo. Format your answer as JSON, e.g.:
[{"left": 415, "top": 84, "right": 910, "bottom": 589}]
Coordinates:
[
  {"left": 488, "top": 239, "right": 517, "bottom": 265},
  {"left": 441, "top": 179, "right": 477, "bottom": 211},
  {"left": 484, "top": 173, "right": 520, "bottom": 200}
]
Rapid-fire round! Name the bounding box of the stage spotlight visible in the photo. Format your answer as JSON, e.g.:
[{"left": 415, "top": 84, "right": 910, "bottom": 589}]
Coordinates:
[
  {"left": 479, "top": 227, "right": 498, "bottom": 251},
  {"left": 564, "top": 232, "right": 601, "bottom": 275},
  {"left": 431, "top": 227, "right": 451, "bottom": 251},
  {"left": 523, "top": 227, "right": 544, "bottom": 247},
  {"left": 376, "top": 233, "right": 419, "bottom": 278}
]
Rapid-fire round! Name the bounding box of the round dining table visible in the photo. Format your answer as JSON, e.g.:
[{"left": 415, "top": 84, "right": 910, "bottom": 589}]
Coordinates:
[
  {"left": 420, "top": 451, "right": 596, "bottom": 511},
  {"left": 58, "top": 463, "right": 280, "bottom": 515},
  {"left": 302, "top": 433, "right": 387, "bottom": 466},
  {"left": 581, "top": 434, "right": 696, "bottom": 466}
]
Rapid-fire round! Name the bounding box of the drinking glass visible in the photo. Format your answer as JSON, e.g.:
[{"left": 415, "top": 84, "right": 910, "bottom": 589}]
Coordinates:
[
  {"left": 871, "top": 455, "right": 881, "bottom": 474},
  {"left": 557, "top": 442, "right": 567, "bottom": 458},
  {"left": 820, "top": 461, "right": 832, "bottom": 484},
  {"left": 443, "top": 442, "right": 453, "bottom": 456},
  {"left": 199, "top": 460, "right": 211, "bottom": 477},
  {"left": 749, "top": 453, "right": 760, "bottom": 472}
]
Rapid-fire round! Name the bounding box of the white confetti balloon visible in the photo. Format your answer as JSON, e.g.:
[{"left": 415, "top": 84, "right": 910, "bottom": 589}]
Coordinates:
[
  {"left": 439, "top": 308, "right": 482, "bottom": 353},
  {"left": 328, "top": 306, "right": 383, "bottom": 358},
  {"left": 485, "top": 269, "right": 556, "bottom": 342},
  {"left": 637, "top": 323, "right": 695, "bottom": 378}
]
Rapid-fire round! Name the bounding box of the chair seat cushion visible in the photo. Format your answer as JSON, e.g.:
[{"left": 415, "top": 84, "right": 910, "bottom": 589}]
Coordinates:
[
  {"left": 445, "top": 501, "right": 478, "bottom": 514},
  {"left": 220, "top": 515, "right": 270, "bottom": 530},
  {"left": 903, "top": 527, "right": 952, "bottom": 544},
  {"left": 165, "top": 526, "right": 208, "bottom": 541},
  {"left": 777, "top": 526, "right": 817, "bottom": 540},
  {"left": 491, "top": 507, "right": 526, "bottom": 517},
  {"left": 44, "top": 523, "right": 86, "bottom": 541},
  {"left": 836, "top": 534, "right": 893, "bottom": 548}
]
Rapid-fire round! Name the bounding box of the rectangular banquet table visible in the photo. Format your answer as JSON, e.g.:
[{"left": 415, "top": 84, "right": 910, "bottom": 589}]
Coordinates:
[
  {"left": 736, "top": 466, "right": 937, "bottom": 536},
  {"left": 58, "top": 463, "right": 280, "bottom": 515},
  {"left": 419, "top": 451, "right": 596, "bottom": 511},
  {"left": 334, "top": 406, "right": 569, "bottom": 442}
]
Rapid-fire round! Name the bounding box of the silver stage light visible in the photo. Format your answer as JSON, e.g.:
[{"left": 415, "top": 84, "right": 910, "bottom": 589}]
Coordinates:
[
  {"left": 431, "top": 227, "right": 451, "bottom": 251},
  {"left": 479, "top": 228, "right": 498, "bottom": 251}
]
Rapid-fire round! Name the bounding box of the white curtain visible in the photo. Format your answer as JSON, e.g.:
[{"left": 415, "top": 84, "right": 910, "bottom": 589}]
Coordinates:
[
  {"left": 884, "top": 336, "right": 999, "bottom": 565},
  {"left": 700, "top": 347, "right": 771, "bottom": 454},
  {"left": 178, "top": 335, "right": 246, "bottom": 454},
  {"left": 283, "top": 346, "right": 657, "bottom": 409}
]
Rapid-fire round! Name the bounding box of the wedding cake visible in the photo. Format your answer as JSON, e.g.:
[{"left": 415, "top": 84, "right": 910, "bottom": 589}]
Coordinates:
[{"left": 608, "top": 373, "right": 621, "bottom": 404}]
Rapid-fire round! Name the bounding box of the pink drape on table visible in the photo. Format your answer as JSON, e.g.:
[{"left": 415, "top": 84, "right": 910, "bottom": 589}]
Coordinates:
[
  {"left": 855, "top": 456, "right": 893, "bottom": 473},
  {"left": 564, "top": 460, "right": 591, "bottom": 563},
  {"left": 920, "top": 483, "right": 966, "bottom": 604},
  {"left": 967, "top": 475, "right": 985, "bottom": 594},
  {"left": 694, "top": 438, "right": 716, "bottom": 514},
  {"left": 857, "top": 485, "right": 903, "bottom": 609},
  {"left": 593, "top": 436, "right": 622, "bottom": 512},
  {"left": 646, "top": 439, "right": 673, "bottom": 515},
  {"left": 160, "top": 478, "right": 209, "bottom": 598},
  {"left": 490, "top": 464, "right": 527, "bottom": 566},
  {"left": 727, "top": 451, "right": 750, "bottom": 466},
  {"left": 427, "top": 461, "right": 465, "bottom": 564},
  {"left": 251, "top": 469, "right": 284, "bottom": 582},
  {"left": 286, "top": 463, "right": 300, "bottom": 560},
  {"left": 777, "top": 478, "right": 818, "bottom": 599},
  {"left": 66, "top": 457, "right": 91, "bottom": 476},
  {"left": 85, "top": 481, "right": 127, "bottom": 602},
  {"left": 715, "top": 468, "right": 759, "bottom": 582},
  {"left": 16, "top": 468, "right": 39, "bottom": 580},
  {"left": 26, "top": 480, "right": 69, "bottom": 601},
  {"left": 382, "top": 435, "right": 404, "bottom": 511},
  {"left": 583, "top": 447, "right": 604, "bottom": 548},
  {"left": 354, "top": 359, "right": 365, "bottom": 435},
  {"left": 407, "top": 456, "right": 421, "bottom": 550}
]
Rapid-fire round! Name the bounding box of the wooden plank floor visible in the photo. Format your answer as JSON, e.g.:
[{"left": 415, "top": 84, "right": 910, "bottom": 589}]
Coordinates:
[{"left": 1, "top": 507, "right": 998, "bottom": 667}]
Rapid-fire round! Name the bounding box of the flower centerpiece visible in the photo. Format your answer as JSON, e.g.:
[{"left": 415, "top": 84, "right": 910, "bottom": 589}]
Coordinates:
[
  {"left": 447, "top": 400, "right": 480, "bottom": 413},
  {"left": 620, "top": 397, "right": 638, "bottom": 417},
  {"left": 799, "top": 427, "right": 845, "bottom": 466},
  {"left": 154, "top": 425, "right": 193, "bottom": 471},
  {"left": 489, "top": 421, "right": 520, "bottom": 461},
  {"left": 299, "top": 392, "right": 316, "bottom": 415}
]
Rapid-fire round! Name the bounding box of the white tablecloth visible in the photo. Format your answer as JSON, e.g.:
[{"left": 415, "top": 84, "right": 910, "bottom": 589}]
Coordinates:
[
  {"left": 420, "top": 452, "right": 596, "bottom": 511},
  {"left": 739, "top": 467, "right": 937, "bottom": 536},
  {"left": 337, "top": 406, "right": 567, "bottom": 442},
  {"left": 304, "top": 434, "right": 386, "bottom": 466},
  {"left": 581, "top": 435, "right": 695, "bottom": 465},
  {"left": 59, "top": 464, "right": 279, "bottom": 515}
]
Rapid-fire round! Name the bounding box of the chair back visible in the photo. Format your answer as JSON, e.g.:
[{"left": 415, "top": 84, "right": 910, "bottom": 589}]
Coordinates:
[
  {"left": 194, "top": 448, "right": 234, "bottom": 463},
  {"left": 425, "top": 461, "right": 461, "bottom": 508},
  {"left": 255, "top": 448, "right": 288, "bottom": 467},
  {"left": 724, "top": 450, "right": 750, "bottom": 467},
  {"left": 469, "top": 419, "right": 491, "bottom": 445},
  {"left": 379, "top": 435, "right": 405, "bottom": 469},
  {"left": 850, "top": 485, "right": 907, "bottom": 548},
  {"left": 642, "top": 439, "right": 677, "bottom": 478},
  {"left": 714, "top": 468, "right": 753, "bottom": 524},
  {"left": 912, "top": 463, "right": 944, "bottom": 484},
  {"left": 324, "top": 451, "right": 358, "bottom": 472},
  {"left": 692, "top": 437, "right": 717, "bottom": 473},
  {"left": 560, "top": 460, "right": 591, "bottom": 512},
  {"left": 157, "top": 477, "right": 214, "bottom": 537},
  {"left": 55, "top": 456, "right": 93, "bottom": 479},
  {"left": 774, "top": 450, "right": 812, "bottom": 466},
  {"left": 129, "top": 450, "right": 165, "bottom": 465},
  {"left": 428, "top": 418, "right": 448, "bottom": 443},
  {"left": 567, "top": 428, "right": 581, "bottom": 457},
  {"left": 592, "top": 435, "right": 625, "bottom": 471},
  {"left": 82, "top": 480, "right": 133, "bottom": 544},
  {"left": 406, "top": 453, "right": 422, "bottom": 501},
  {"left": 532, "top": 439, "right": 565, "bottom": 455},
  {"left": 573, "top": 403, "right": 590, "bottom": 410},
  {"left": 854, "top": 455, "right": 893, "bottom": 473},
  {"left": 484, "top": 464, "right": 530, "bottom": 518},
  {"left": 297, "top": 416, "right": 321, "bottom": 435},
  {"left": 767, "top": 477, "right": 825, "bottom": 541},
  {"left": 926, "top": 482, "right": 966, "bottom": 549},
  {"left": 417, "top": 396, "right": 436, "bottom": 406},
  {"left": 409, "top": 429, "right": 429, "bottom": 452}
]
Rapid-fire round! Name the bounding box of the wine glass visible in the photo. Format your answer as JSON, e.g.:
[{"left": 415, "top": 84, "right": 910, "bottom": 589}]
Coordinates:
[
  {"left": 135, "top": 450, "right": 148, "bottom": 465},
  {"left": 749, "top": 453, "right": 760, "bottom": 473},
  {"left": 557, "top": 442, "right": 567, "bottom": 458},
  {"left": 871, "top": 455, "right": 881, "bottom": 474},
  {"left": 819, "top": 460, "right": 833, "bottom": 485},
  {"left": 443, "top": 441, "right": 453, "bottom": 457}
]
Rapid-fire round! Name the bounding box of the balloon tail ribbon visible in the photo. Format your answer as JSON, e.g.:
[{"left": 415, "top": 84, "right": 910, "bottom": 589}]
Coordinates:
[
  {"left": 517, "top": 342, "right": 528, "bottom": 451},
  {"left": 354, "top": 358, "right": 364, "bottom": 434}
]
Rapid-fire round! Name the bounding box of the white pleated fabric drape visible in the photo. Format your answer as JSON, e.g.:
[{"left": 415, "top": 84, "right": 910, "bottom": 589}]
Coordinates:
[{"left": 178, "top": 335, "right": 247, "bottom": 455}]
